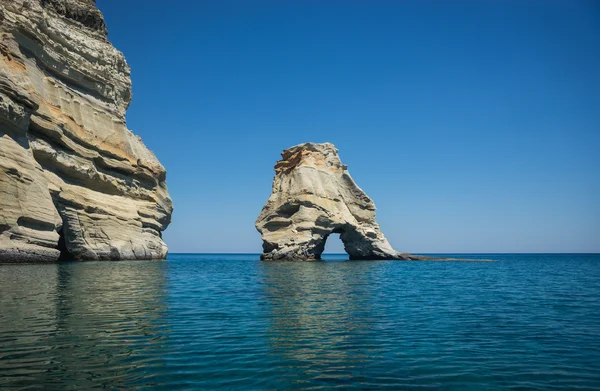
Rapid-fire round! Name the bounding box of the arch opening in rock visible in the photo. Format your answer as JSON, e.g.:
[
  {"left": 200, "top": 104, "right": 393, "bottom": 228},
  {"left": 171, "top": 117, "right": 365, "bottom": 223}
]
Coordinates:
[
  {"left": 321, "top": 232, "right": 347, "bottom": 261},
  {"left": 256, "top": 142, "right": 468, "bottom": 262},
  {"left": 256, "top": 142, "right": 416, "bottom": 261}
]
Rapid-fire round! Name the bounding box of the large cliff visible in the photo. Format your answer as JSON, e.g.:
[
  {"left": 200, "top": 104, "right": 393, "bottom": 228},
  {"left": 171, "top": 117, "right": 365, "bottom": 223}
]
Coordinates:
[
  {"left": 256, "top": 142, "right": 430, "bottom": 261},
  {"left": 0, "top": 0, "right": 172, "bottom": 262}
]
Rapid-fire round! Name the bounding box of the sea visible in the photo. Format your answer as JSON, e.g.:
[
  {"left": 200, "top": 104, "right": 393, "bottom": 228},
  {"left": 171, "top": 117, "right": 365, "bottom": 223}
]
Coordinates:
[{"left": 1, "top": 253, "right": 599, "bottom": 390}]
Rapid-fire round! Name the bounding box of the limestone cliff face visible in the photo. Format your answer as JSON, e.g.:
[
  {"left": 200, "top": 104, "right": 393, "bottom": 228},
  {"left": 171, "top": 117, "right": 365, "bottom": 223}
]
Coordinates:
[
  {"left": 256, "top": 142, "right": 424, "bottom": 261},
  {"left": 0, "top": 0, "right": 172, "bottom": 261}
]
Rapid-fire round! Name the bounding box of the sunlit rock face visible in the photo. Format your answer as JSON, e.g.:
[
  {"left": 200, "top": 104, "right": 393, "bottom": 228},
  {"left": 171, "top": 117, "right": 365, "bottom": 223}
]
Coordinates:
[
  {"left": 256, "top": 142, "right": 424, "bottom": 261},
  {"left": 0, "top": 0, "right": 172, "bottom": 261}
]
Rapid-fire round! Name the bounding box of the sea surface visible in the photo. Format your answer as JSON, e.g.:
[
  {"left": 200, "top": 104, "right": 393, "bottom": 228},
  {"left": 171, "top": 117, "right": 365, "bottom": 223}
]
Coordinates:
[{"left": 1, "top": 254, "right": 599, "bottom": 390}]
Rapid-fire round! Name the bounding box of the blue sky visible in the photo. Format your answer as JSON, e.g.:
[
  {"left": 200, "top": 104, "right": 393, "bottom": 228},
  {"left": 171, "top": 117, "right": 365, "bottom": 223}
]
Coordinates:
[{"left": 97, "top": 0, "right": 599, "bottom": 253}]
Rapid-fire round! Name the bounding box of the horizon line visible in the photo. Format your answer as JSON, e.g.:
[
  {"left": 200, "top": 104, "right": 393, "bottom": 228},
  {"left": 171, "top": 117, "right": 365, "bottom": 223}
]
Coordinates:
[{"left": 168, "top": 252, "right": 600, "bottom": 255}]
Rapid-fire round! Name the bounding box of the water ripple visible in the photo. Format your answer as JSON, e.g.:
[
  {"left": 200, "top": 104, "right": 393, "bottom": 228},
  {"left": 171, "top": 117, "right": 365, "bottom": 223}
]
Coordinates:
[{"left": 1, "top": 254, "right": 599, "bottom": 390}]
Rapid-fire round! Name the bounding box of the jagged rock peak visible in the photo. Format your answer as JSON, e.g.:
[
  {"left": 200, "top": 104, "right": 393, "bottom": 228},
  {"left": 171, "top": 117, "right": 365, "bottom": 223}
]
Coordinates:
[
  {"left": 40, "top": 0, "right": 108, "bottom": 35},
  {"left": 256, "top": 142, "right": 424, "bottom": 261},
  {"left": 0, "top": 0, "right": 172, "bottom": 262}
]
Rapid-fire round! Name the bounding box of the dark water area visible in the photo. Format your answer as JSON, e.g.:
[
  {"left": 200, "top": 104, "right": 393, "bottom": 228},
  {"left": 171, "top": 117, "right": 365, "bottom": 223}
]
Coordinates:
[{"left": 1, "top": 254, "right": 599, "bottom": 390}]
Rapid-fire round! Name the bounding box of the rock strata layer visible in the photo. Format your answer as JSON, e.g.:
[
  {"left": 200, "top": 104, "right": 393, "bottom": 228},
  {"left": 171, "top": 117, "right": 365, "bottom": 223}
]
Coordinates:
[
  {"left": 0, "top": 0, "right": 172, "bottom": 262},
  {"left": 256, "top": 142, "right": 432, "bottom": 261}
]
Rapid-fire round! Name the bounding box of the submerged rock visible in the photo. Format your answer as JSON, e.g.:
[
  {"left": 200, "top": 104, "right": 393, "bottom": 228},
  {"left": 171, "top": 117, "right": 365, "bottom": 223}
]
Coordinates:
[
  {"left": 0, "top": 0, "right": 172, "bottom": 262},
  {"left": 256, "top": 142, "right": 430, "bottom": 261}
]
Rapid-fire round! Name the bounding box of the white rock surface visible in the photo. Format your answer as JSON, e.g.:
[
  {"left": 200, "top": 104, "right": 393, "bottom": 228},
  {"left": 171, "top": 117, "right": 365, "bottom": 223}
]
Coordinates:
[
  {"left": 256, "top": 142, "right": 428, "bottom": 261},
  {"left": 0, "top": 0, "right": 172, "bottom": 261}
]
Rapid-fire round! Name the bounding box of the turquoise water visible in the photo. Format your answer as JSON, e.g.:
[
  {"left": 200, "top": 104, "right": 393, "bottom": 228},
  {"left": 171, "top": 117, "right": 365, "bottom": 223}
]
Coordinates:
[{"left": 1, "top": 254, "right": 599, "bottom": 390}]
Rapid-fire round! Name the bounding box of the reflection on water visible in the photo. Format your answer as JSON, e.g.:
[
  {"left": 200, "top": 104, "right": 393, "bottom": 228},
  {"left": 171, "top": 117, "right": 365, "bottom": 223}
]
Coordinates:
[
  {"left": 0, "top": 261, "right": 168, "bottom": 389},
  {"left": 1, "top": 254, "right": 600, "bottom": 390},
  {"left": 261, "top": 261, "right": 378, "bottom": 377}
]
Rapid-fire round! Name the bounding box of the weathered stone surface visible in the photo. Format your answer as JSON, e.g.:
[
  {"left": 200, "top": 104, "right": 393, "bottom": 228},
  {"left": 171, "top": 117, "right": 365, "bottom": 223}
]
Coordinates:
[
  {"left": 256, "top": 142, "right": 430, "bottom": 261},
  {"left": 0, "top": 0, "right": 172, "bottom": 261}
]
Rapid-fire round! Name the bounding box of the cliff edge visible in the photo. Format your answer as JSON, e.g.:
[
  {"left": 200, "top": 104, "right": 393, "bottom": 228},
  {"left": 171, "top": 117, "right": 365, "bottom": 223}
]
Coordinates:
[{"left": 0, "top": 0, "right": 172, "bottom": 261}]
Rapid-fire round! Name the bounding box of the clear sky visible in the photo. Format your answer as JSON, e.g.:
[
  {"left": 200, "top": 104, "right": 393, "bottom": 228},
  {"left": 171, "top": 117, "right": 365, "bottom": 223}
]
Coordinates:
[{"left": 97, "top": 0, "right": 599, "bottom": 254}]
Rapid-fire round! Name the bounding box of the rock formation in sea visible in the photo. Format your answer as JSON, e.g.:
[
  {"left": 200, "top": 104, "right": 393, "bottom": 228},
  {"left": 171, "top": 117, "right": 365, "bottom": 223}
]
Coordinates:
[
  {"left": 0, "top": 0, "right": 172, "bottom": 262},
  {"left": 256, "top": 142, "right": 430, "bottom": 261}
]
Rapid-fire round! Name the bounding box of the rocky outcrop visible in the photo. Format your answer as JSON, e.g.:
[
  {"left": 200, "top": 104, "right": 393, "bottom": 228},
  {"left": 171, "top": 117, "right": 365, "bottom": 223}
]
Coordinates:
[
  {"left": 256, "top": 142, "right": 430, "bottom": 261},
  {"left": 0, "top": 0, "right": 172, "bottom": 262}
]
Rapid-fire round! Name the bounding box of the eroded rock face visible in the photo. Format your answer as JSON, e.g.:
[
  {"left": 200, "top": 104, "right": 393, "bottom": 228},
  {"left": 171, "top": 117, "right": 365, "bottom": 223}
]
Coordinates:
[
  {"left": 0, "top": 0, "right": 172, "bottom": 262},
  {"left": 256, "top": 142, "right": 423, "bottom": 261}
]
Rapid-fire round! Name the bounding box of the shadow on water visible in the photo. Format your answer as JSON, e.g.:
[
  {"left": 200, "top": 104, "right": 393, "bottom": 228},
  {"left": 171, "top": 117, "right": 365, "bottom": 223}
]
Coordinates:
[{"left": 0, "top": 261, "right": 169, "bottom": 390}]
